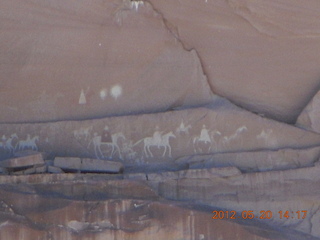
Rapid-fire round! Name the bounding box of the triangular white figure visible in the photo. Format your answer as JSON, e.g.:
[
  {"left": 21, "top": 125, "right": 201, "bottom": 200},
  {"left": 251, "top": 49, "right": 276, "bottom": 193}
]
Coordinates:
[{"left": 79, "top": 89, "right": 87, "bottom": 104}]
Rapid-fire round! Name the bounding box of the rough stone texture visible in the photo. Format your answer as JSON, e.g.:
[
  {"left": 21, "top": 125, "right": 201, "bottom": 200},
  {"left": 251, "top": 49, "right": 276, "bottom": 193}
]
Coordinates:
[
  {"left": 2, "top": 0, "right": 319, "bottom": 123},
  {"left": 54, "top": 157, "right": 123, "bottom": 173},
  {"left": 13, "top": 164, "right": 47, "bottom": 175},
  {"left": 53, "top": 157, "right": 82, "bottom": 171},
  {"left": 149, "top": 0, "right": 320, "bottom": 123},
  {"left": 1, "top": 0, "right": 320, "bottom": 239},
  {"left": 1, "top": 100, "right": 320, "bottom": 172},
  {"left": 0, "top": 152, "right": 44, "bottom": 169},
  {"left": 157, "top": 167, "right": 320, "bottom": 239},
  {"left": 146, "top": 167, "right": 241, "bottom": 181},
  {"left": 0, "top": 0, "right": 214, "bottom": 123},
  {"left": 80, "top": 158, "right": 124, "bottom": 173},
  {"left": 13, "top": 150, "right": 44, "bottom": 158},
  {"left": 0, "top": 197, "right": 287, "bottom": 240},
  {"left": 177, "top": 147, "right": 320, "bottom": 172},
  {"left": 0, "top": 167, "right": 8, "bottom": 175},
  {"left": 0, "top": 169, "right": 318, "bottom": 239},
  {"left": 47, "top": 166, "right": 64, "bottom": 174},
  {"left": 297, "top": 90, "right": 320, "bottom": 133}
]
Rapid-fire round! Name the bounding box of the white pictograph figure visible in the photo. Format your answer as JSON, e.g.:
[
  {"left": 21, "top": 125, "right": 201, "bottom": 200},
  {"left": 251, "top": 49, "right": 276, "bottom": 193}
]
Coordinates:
[
  {"left": 131, "top": 0, "right": 144, "bottom": 10},
  {"left": 176, "top": 121, "right": 192, "bottom": 134},
  {"left": 100, "top": 88, "right": 108, "bottom": 100},
  {"left": 122, "top": 141, "right": 137, "bottom": 159},
  {"left": 193, "top": 125, "right": 212, "bottom": 153},
  {"left": 134, "top": 131, "right": 176, "bottom": 158},
  {"left": 4, "top": 134, "right": 18, "bottom": 154},
  {"left": 222, "top": 126, "right": 248, "bottom": 144},
  {"left": 257, "top": 129, "right": 273, "bottom": 140},
  {"left": 79, "top": 89, "right": 87, "bottom": 104},
  {"left": 79, "top": 87, "right": 90, "bottom": 105},
  {"left": 256, "top": 129, "right": 277, "bottom": 147},
  {"left": 88, "top": 133, "right": 104, "bottom": 159},
  {"left": 209, "top": 130, "right": 222, "bottom": 150},
  {"left": 100, "top": 132, "right": 126, "bottom": 160},
  {"left": 200, "top": 125, "right": 211, "bottom": 143},
  {"left": 16, "top": 135, "right": 39, "bottom": 151},
  {"left": 110, "top": 85, "right": 122, "bottom": 100},
  {"left": 210, "top": 130, "right": 222, "bottom": 138},
  {"left": 152, "top": 126, "right": 163, "bottom": 148},
  {"left": 73, "top": 126, "right": 93, "bottom": 141},
  {"left": 88, "top": 132, "right": 125, "bottom": 159}
]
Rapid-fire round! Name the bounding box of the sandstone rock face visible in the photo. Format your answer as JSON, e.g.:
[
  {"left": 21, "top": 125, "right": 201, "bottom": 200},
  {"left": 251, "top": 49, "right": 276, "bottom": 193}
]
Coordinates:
[
  {"left": 0, "top": 0, "right": 214, "bottom": 123},
  {"left": 0, "top": 197, "right": 283, "bottom": 240},
  {"left": 0, "top": 169, "right": 318, "bottom": 240},
  {"left": 179, "top": 147, "right": 320, "bottom": 172},
  {"left": 53, "top": 157, "right": 123, "bottom": 173},
  {"left": 1, "top": 0, "right": 320, "bottom": 239},
  {"left": 149, "top": 0, "right": 320, "bottom": 123},
  {"left": 297, "top": 90, "right": 320, "bottom": 133},
  {"left": 1, "top": 100, "right": 320, "bottom": 172},
  {"left": 0, "top": 152, "right": 44, "bottom": 169}
]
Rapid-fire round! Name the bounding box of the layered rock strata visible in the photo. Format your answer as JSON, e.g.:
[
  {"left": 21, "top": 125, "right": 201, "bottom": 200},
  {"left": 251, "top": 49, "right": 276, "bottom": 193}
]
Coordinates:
[
  {"left": 1, "top": 0, "right": 320, "bottom": 239},
  {"left": 1, "top": 100, "right": 320, "bottom": 173},
  {"left": 0, "top": 167, "right": 319, "bottom": 239}
]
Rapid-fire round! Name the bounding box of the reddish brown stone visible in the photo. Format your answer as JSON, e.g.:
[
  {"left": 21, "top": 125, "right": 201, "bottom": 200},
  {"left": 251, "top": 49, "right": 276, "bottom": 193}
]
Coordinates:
[
  {"left": 53, "top": 157, "right": 123, "bottom": 173},
  {"left": 149, "top": 0, "right": 320, "bottom": 123},
  {"left": 47, "top": 166, "right": 64, "bottom": 174},
  {"left": 0, "top": 0, "right": 214, "bottom": 123},
  {"left": 0, "top": 153, "right": 44, "bottom": 169}
]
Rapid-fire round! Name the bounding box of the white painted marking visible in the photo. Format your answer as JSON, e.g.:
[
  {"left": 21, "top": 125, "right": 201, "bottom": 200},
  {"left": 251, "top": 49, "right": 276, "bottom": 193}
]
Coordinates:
[
  {"left": 16, "top": 135, "right": 39, "bottom": 151},
  {"left": 110, "top": 85, "right": 122, "bottom": 100},
  {"left": 131, "top": 1, "right": 144, "bottom": 11},
  {"left": 79, "top": 89, "right": 86, "bottom": 104},
  {"left": 100, "top": 88, "right": 108, "bottom": 100}
]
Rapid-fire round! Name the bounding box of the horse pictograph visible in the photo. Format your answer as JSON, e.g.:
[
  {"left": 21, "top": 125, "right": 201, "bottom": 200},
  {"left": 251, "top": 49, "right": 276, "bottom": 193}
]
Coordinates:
[
  {"left": 222, "top": 126, "right": 248, "bottom": 144},
  {"left": 88, "top": 132, "right": 125, "bottom": 160},
  {"left": 193, "top": 125, "right": 212, "bottom": 153},
  {"left": 89, "top": 133, "right": 103, "bottom": 159},
  {"left": 100, "top": 132, "right": 125, "bottom": 159},
  {"left": 176, "top": 121, "right": 192, "bottom": 135},
  {"left": 0, "top": 134, "right": 18, "bottom": 154},
  {"left": 134, "top": 131, "right": 176, "bottom": 158},
  {"left": 16, "top": 135, "right": 39, "bottom": 151}
]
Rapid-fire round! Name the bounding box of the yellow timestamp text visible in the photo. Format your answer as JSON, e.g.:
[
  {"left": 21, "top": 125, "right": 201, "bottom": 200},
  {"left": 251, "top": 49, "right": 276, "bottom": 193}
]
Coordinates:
[{"left": 212, "top": 210, "right": 308, "bottom": 220}]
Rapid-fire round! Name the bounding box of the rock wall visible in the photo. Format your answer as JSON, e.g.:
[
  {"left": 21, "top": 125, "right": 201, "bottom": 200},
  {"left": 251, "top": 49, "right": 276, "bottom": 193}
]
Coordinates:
[
  {"left": 0, "top": 0, "right": 214, "bottom": 123},
  {"left": 149, "top": 0, "right": 320, "bottom": 123},
  {"left": 0, "top": 168, "right": 319, "bottom": 240},
  {"left": 1, "top": 0, "right": 320, "bottom": 239},
  {"left": 1, "top": 99, "right": 320, "bottom": 171}
]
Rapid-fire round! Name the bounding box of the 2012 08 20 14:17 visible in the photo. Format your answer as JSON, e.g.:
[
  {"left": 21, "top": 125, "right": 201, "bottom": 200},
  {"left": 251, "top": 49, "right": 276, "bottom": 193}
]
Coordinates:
[{"left": 212, "top": 210, "right": 308, "bottom": 220}]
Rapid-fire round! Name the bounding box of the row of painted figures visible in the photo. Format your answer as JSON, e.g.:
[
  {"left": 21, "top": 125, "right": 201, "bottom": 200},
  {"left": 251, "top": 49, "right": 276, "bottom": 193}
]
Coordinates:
[
  {"left": 0, "top": 121, "right": 250, "bottom": 160},
  {"left": 74, "top": 121, "right": 249, "bottom": 160},
  {"left": 0, "top": 134, "right": 39, "bottom": 154}
]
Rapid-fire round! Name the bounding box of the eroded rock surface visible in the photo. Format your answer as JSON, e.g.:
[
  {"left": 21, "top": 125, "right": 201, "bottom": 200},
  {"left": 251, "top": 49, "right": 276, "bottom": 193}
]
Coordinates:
[
  {"left": 1, "top": 0, "right": 320, "bottom": 239},
  {"left": 0, "top": 168, "right": 319, "bottom": 239},
  {"left": 0, "top": 0, "right": 214, "bottom": 123},
  {"left": 297, "top": 90, "right": 320, "bottom": 133},
  {"left": 1, "top": 100, "right": 320, "bottom": 173},
  {"left": 149, "top": 0, "right": 320, "bottom": 123},
  {"left": 53, "top": 157, "right": 123, "bottom": 173},
  {"left": 178, "top": 147, "right": 320, "bottom": 172}
]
